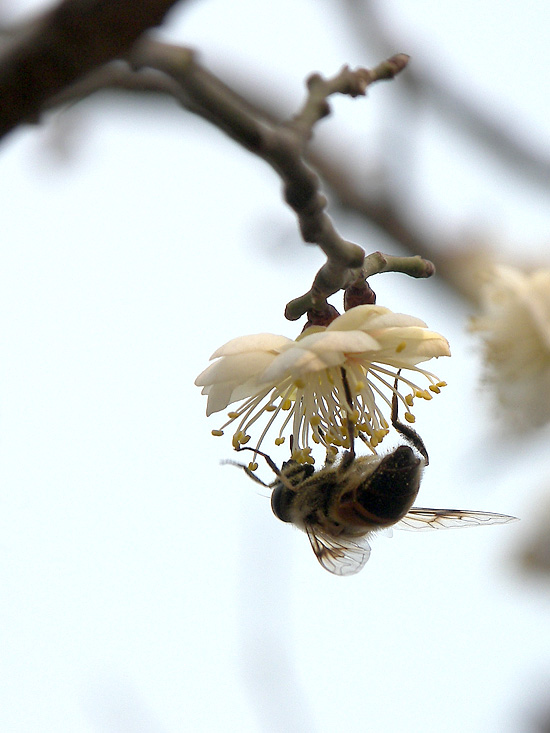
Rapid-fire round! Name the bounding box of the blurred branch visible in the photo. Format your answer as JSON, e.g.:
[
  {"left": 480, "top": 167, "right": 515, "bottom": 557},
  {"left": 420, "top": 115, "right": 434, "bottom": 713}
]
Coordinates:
[
  {"left": 0, "top": 0, "right": 183, "bottom": 140},
  {"left": 342, "top": 0, "right": 550, "bottom": 187}
]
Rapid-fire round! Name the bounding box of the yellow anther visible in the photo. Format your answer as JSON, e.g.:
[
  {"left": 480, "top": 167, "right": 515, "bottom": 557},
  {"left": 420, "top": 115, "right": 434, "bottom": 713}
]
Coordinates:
[
  {"left": 348, "top": 409, "right": 359, "bottom": 423},
  {"left": 355, "top": 380, "right": 365, "bottom": 391},
  {"left": 281, "top": 398, "right": 292, "bottom": 410},
  {"left": 381, "top": 418, "right": 389, "bottom": 430},
  {"left": 375, "top": 428, "right": 389, "bottom": 441},
  {"left": 395, "top": 341, "right": 407, "bottom": 353},
  {"left": 310, "top": 414, "right": 321, "bottom": 427},
  {"left": 294, "top": 378, "right": 305, "bottom": 389},
  {"left": 265, "top": 404, "right": 277, "bottom": 412},
  {"left": 227, "top": 411, "right": 239, "bottom": 419},
  {"left": 404, "top": 412, "right": 416, "bottom": 424},
  {"left": 429, "top": 384, "right": 441, "bottom": 394},
  {"left": 436, "top": 381, "right": 447, "bottom": 388},
  {"left": 211, "top": 429, "right": 224, "bottom": 437},
  {"left": 248, "top": 462, "right": 258, "bottom": 472},
  {"left": 405, "top": 394, "right": 414, "bottom": 407},
  {"left": 419, "top": 389, "right": 432, "bottom": 400},
  {"left": 274, "top": 437, "right": 285, "bottom": 446},
  {"left": 312, "top": 433, "right": 320, "bottom": 444}
]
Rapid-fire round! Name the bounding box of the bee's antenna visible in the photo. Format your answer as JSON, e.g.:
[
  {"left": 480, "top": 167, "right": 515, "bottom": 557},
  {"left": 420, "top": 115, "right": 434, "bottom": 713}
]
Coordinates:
[{"left": 391, "top": 372, "right": 429, "bottom": 465}]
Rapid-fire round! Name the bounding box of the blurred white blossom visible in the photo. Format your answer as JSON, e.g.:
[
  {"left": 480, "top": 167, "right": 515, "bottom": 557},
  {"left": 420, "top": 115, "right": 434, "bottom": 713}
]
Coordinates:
[
  {"left": 470, "top": 265, "right": 550, "bottom": 426},
  {"left": 195, "top": 305, "right": 450, "bottom": 462}
]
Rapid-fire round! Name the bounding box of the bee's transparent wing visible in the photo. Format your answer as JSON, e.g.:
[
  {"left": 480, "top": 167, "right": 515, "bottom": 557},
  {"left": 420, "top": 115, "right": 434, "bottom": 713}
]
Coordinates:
[
  {"left": 394, "top": 508, "right": 518, "bottom": 532},
  {"left": 305, "top": 524, "right": 371, "bottom": 576}
]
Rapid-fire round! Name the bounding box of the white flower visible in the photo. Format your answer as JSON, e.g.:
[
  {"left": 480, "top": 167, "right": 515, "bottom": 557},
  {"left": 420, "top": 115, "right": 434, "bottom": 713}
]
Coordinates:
[
  {"left": 195, "top": 305, "right": 450, "bottom": 462},
  {"left": 470, "top": 265, "right": 550, "bottom": 426}
]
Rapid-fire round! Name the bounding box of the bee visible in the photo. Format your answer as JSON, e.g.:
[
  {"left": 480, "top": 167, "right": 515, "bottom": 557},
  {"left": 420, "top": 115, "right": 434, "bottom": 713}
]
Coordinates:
[{"left": 237, "top": 376, "right": 517, "bottom": 576}]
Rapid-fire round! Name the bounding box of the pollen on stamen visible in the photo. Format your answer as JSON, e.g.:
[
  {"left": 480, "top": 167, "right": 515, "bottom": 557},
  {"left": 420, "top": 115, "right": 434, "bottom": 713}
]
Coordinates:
[
  {"left": 292, "top": 447, "right": 314, "bottom": 464},
  {"left": 264, "top": 404, "right": 277, "bottom": 412},
  {"left": 429, "top": 385, "right": 441, "bottom": 394},
  {"left": 274, "top": 437, "right": 285, "bottom": 446},
  {"left": 211, "top": 429, "right": 224, "bottom": 437},
  {"left": 415, "top": 388, "right": 432, "bottom": 400},
  {"left": 404, "top": 412, "right": 416, "bottom": 423},
  {"left": 232, "top": 430, "right": 248, "bottom": 448},
  {"left": 395, "top": 341, "right": 407, "bottom": 353},
  {"left": 248, "top": 462, "right": 259, "bottom": 471},
  {"left": 436, "top": 381, "right": 447, "bottom": 388},
  {"left": 281, "top": 398, "right": 292, "bottom": 410},
  {"left": 310, "top": 414, "right": 321, "bottom": 427},
  {"left": 227, "top": 411, "right": 239, "bottom": 419},
  {"left": 294, "top": 378, "right": 306, "bottom": 389},
  {"left": 405, "top": 394, "right": 414, "bottom": 407}
]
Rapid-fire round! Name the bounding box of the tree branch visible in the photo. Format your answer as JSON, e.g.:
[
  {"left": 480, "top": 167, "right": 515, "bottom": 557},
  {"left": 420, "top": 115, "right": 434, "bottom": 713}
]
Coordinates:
[
  {"left": 129, "top": 40, "right": 411, "bottom": 317},
  {"left": 0, "top": 0, "right": 184, "bottom": 140}
]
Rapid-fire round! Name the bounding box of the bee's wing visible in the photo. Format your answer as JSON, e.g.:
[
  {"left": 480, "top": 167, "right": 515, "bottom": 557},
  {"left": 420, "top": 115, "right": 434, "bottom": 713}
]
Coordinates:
[
  {"left": 394, "top": 508, "right": 518, "bottom": 532},
  {"left": 305, "top": 524, "right": 371, "bottom": 576}
]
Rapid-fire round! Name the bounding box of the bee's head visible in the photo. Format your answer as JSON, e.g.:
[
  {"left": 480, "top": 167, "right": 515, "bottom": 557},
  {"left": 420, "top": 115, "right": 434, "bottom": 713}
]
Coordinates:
[{"left": 271, "top": 461, "right": 315, "bottom": 523}]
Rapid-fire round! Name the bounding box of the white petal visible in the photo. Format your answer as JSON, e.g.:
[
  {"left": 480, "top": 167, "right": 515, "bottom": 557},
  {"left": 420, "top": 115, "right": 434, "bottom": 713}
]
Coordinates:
[
  {"left": 260, "top": 345, "right": 343, "bottom": 383},
  {"left": 195, "top": 351, "right": 276, "bottom": 387},
  {"left": 327, "top": 305, "right": 393, "bottom": 331},
  {"left": 374, "top": 327, "right": 451, "bottom": 365},
  {"left": 210, "top": 333, "right": 292, "bottom": 359},
  {"left": 298, "top": 329, "right": 381, "bottom": 354},
  {"left": 328, "top": 305, "right": 427, "bottom": 332},
  {"left": 204, "top": 382, "right": 240, "bottom": 416}
]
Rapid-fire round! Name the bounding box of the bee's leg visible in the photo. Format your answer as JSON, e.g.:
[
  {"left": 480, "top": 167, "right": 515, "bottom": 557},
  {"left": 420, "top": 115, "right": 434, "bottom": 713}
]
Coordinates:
[
  {"left": 235, "top": 445, "right": 283, "bottom": 477},
  {"left": 339, "top": 367, "right": 357, "bottom": 459},
  {"left": 391, "top": 372, "right": 429, "bottom": 465},
  {"left": 221, "top": 458, "right": 274, "bottom": 486}
]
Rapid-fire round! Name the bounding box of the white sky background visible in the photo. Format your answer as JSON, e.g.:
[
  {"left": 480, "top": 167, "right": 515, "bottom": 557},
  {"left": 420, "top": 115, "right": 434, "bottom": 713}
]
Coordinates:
[{"left": 1, "top": 1, "right": 550, "bottom": 731}]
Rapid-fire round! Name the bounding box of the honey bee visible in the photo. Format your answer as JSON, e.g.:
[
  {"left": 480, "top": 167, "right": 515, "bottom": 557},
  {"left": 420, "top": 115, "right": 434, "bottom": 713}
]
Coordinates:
[{"left": 237, "top": 378, "right": 517, "bottom": 576}]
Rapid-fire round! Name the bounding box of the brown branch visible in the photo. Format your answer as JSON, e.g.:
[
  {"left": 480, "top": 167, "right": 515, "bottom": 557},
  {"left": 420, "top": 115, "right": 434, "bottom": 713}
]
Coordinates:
[
  {"left": 0, "top": 0, "right": 184, "bottom": 140},
  {"left": 128, "top": 41, "right": 412, "bottom": 318}
]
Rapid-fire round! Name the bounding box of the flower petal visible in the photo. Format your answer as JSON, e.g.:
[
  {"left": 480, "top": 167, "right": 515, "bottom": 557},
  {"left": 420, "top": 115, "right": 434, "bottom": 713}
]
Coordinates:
[
  {"left": 195, "top": 351, "right": 276, "bottom": 387},
  {"left": 327, "top": 304, "right": 428, "bottom": 332},
  {"left": 374, "top": 327, "right": 451, "bottom": 365},
  {"left": 210, "top": 333, "right": 292, "bottom": 359}
]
